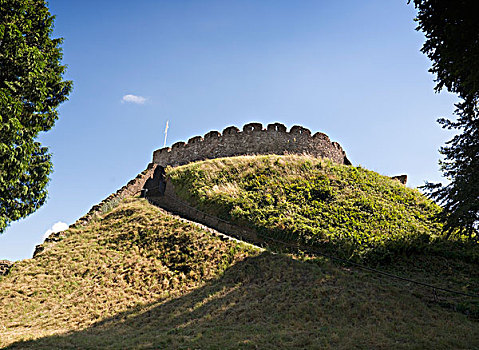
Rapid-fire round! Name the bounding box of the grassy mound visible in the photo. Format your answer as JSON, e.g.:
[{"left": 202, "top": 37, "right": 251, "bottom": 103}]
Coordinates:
[
  {"left": 7, "top": 254, "right": 479, "bottom": 349},
  {"left": 0, "top": 198, "right": 256, "bottom": 348},
  {"left": 1, "top": 197, "right": 478, "bottom": 349},
  {"left": 168, "top": 154, "right": 475, "bottom": 263}
]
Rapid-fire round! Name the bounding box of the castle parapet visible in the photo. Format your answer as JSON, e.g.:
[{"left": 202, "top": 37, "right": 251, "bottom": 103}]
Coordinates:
[
  {"left": 290, "top": 125, "right": 311, "bottom": 136},
  {"left": 223, "top": 126, "right": 240, "bottom": 135},
  {"left": 152, "top": 122, "right": 351, "bottom": 167},
  {"left": 267, "top": 123, "right": 287, "bottom": 132},
  {"left": 243, "top": 122, "right": 263, "bottom": 133}
]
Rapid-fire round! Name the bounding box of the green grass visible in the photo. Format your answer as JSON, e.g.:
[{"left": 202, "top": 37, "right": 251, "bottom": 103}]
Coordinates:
[
  {"left": 168, "top": 154, "right": 476, "bottom": 263},
  {"left": 1, "top": 156, "right": 478, "bottom": 349}
]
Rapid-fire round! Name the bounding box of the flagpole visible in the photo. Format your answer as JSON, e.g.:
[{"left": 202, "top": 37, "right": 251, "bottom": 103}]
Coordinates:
[{"left": 163, "top": 120, "right": 169, "bottom": 147}]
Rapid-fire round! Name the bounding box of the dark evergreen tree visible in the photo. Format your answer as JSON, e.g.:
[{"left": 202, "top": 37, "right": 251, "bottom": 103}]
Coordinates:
[
  {"left": 0, "top": 0, "right": 72, "bottom": 233},
  {"left": 411, "top": 0, "right": 479, "bottom": 238}
]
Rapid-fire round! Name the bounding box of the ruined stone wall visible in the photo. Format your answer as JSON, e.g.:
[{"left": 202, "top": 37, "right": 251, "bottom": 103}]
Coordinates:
[
  {"left": 147, "top": 180, "right": 263, "bottom": 247},
  {"left": 72, "top": 164, "right": 158, "bottom": 227},
  {"left": 33, "top": 164, "right": 159, "bottom": 257},
  {"left": 153, "top": 122, "right": 351, "bottom": 167}
]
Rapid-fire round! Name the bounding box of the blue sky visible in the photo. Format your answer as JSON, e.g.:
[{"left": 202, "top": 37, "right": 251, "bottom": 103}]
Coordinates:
[{"left": 1, "top": 0, "right": 458, "bottom": 261}]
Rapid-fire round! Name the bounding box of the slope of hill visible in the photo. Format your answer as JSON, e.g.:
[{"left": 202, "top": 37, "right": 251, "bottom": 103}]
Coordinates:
[
  {"left": 167, "top": 154, "right": 476, "bottom": 263},
  {"left": 0, "top": 198, "right": 256, "bottom": 348},
  {"left": 1, "top": 155, "right": 478, "bottom": 349}
]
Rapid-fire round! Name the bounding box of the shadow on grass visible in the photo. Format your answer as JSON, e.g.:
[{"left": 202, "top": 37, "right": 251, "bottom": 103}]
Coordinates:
[{"left": 6, "top": 252, "right": 479, "bottom": 350}]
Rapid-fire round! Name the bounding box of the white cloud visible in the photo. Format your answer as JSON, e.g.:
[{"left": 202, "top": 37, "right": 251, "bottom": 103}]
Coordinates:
[
  {"left": 122, "top": 94, "right": 146, "bottom": 104},
  {"left": 43, "top": 221, "right": 69, "bottom": 240}
]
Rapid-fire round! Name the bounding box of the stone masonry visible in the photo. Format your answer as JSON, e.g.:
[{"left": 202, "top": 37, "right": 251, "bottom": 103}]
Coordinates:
[{"left": 153, "top": 122, "right": 351, "bottom": 167}]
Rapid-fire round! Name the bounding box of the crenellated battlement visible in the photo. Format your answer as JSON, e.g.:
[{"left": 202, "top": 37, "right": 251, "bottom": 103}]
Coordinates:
[{"left": 152, "top": 122, "right": 351, "bottom": 167}]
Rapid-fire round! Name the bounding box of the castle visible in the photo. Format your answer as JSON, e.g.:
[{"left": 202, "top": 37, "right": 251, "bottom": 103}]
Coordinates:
[
  {"left": 152, "top": 122, "right": 351, "bottom": 167},
  {"left": 33, "top": 122, "right": 350, "bottom": 254},
  {"left": 32, "top": 122, "right": 404, "bottom": 259}
]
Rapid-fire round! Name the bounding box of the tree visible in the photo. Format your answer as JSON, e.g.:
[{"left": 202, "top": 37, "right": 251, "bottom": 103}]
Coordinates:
[
  {"left": 0, "top": 0, "right": 72, "bottom": 233},
  {"left": 411, "top": 0, "right": 479, "bottom": 238}
]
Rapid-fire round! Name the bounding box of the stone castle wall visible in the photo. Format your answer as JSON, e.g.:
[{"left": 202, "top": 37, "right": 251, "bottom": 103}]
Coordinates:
[
  {"left": 153, "top": 122, "right": 351, "bottom": 167},
  {"left": 33, "top": 164, "right": 159, "bottom": 257}
]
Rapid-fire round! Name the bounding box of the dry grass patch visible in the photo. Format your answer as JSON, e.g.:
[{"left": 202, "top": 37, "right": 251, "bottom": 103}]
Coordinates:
[
  {"left": 0, "top": 198, "right": 257, "bottom": 347},
  {"left": 5, "top": 253, "right": 479, "bottom": 349}
]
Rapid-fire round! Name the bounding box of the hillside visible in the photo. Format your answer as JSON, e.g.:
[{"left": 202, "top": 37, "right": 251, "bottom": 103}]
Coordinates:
[
  {"left": 0, "top": 198, "right": 256, "bottom": 348},
  {"left": 1, "top": 155, "right": 478, "bottom": 349},
  {"left": 167, "top": 154, "right": 476, "bottom": 263}
]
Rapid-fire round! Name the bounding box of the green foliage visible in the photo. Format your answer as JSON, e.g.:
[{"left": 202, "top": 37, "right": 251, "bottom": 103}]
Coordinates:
[
  {"left": 0, "top": 0, "right": 72, "bottom": 233},
  {"left": 411, "top": 0, "right": 479, "bottom": 237},
  {"left": 99, "top": 197, "right": 122, "bottom": 215},
  {"left": 167, "top": 155, "right": 470, "bottom": 263}
]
